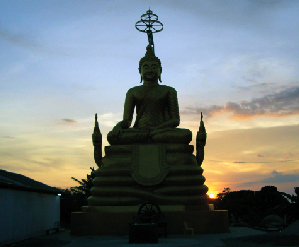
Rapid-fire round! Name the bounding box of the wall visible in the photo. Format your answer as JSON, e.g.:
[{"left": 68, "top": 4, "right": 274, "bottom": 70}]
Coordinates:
[{"left": 0, "top": 188, "right": 60, "bottom": 245}]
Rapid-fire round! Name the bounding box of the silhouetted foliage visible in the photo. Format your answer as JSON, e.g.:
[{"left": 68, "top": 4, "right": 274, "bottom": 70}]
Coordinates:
[
  {"left": 261, "top": 185, "right": 278, "bottom": 193},
  {"left": 294, "top": 187, "right": 299, "bottom": 205},
  {"left": 289, "top": 187, "right": 299, "bottom": 221},
  {"left": 71, "top": 167, "right": 96, "bottom": 198},
  {"left": 216, "top": 187, "right": 231, "bottom": 200},
  {"left": 215, "top": 186, "right": 298, "bottom": 227},
  {"left": 59, "top": 167, "right": 96, "bottom": 228}
]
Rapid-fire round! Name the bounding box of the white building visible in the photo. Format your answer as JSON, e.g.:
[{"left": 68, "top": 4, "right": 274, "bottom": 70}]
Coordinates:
[{"left": 0, "top": 169, "right": 61, "bottom": 245}]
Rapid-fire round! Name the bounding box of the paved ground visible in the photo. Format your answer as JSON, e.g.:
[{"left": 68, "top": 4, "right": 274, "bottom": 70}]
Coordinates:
[{"left": 5, "top": 227, "right": 275, "bottom": 247}]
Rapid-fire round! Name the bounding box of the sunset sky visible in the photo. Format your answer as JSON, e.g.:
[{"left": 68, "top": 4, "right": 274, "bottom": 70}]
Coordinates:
[{"left": 1, "top": 0, "right": 298, "bottom": 196}]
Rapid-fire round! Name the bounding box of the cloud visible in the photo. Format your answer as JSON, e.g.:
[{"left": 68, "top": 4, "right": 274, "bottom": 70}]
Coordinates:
[
  {"left": 236, "top": 170, "right": 299, "bottom": 188},
  {"left": 209, "top": 159, "right": 296, "bottom": 164},
  {"left": 0, "top": 28, "right": 40, "bottom": 50},
  {"left": 0, "top": 27, "right": 65, "bottom": 56},
  {"left": 0, "top": 27, "right": 81, "bottom": 57},
  {"left": 262, "top": 170, "right": 299, "bottom": 183},
  {"left": 62, "top": 119, "right": 77, "bottom": 123},
  {"left": 182, "top": 86, "right": 299, "bottom": 119},
  {"left": 97, "top": 113, "right": 123, "bottom": 128},
  {"left": 257, "top": 154, "right": 266, "bottom": 157}
]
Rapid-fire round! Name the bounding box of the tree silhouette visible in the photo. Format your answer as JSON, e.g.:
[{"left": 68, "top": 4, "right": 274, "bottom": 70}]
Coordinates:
[
  {"left": 215, "top": 186, "right": 297, "bottom": 227},
  {"left": 71, "top": 167, "right": 96, "bottom": 198},
  {"left": 216, "top": 187, "right": 231, "bottom": 200}
]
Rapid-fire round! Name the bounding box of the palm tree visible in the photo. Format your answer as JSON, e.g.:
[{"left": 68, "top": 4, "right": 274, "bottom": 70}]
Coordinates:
[{"left": 71, "top": 167, "right": 96, "bottom": 198}]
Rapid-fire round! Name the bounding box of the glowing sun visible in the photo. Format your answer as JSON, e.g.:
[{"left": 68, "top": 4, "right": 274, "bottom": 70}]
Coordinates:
[{"left": 209, "top": 194, "right": 215, "bottom": 199}]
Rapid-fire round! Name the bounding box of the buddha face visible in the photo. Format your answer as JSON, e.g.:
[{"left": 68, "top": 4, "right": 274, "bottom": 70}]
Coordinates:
[{"left": 140, "top": 61, "right": 161, "bottom": 82}]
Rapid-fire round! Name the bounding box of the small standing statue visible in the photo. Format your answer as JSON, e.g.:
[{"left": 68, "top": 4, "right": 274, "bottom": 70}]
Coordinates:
[
  {"left": 92, "top": 113, "right": 102, "bottom": 167},
  {"left": 196, "top": 112, "right": 207, "bottom": 166}
]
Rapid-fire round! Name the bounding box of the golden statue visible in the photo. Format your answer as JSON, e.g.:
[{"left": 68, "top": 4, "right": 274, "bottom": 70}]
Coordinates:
[
  {"left": 89, "top": 45, "right": 208, "bottom": 207},
  {"left": 107, "top": 45, "right": 192, "bottom": 145},
  {"left": 71, "top": 11, "right": 229, "bottom": 235}
]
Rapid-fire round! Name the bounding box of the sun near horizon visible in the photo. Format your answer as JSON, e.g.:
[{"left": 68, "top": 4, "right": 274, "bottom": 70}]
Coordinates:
[{"left": 208, "top": 193, "right": 216, "bottom": 199}]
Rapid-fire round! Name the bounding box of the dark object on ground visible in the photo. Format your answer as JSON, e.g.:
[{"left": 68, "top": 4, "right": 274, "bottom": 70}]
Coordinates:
[
  {"left": 129, "top": 202, "right": 161, "bottom": 243},
  {"left": 260, "top": 215, "right": 284, "bottom": 228},
  {"left": 129, "top": 223, "right": 158, "bottom": 244},
  {"left": 258, "top": 215, "right": 285, "bottom": 232},
  {"left": 46, "top": 221, "right": 60, "bottom": 235}
]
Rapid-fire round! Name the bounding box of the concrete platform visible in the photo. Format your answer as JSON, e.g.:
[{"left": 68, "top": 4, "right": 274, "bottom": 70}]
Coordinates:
[{"left": 9, "top": 227, "right": 267, "bottom": 247}]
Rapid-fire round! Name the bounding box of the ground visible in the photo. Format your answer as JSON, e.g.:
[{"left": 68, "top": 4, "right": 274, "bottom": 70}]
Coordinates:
[{"left": 3, "top": 227, "right": 299, "bottom": 247}]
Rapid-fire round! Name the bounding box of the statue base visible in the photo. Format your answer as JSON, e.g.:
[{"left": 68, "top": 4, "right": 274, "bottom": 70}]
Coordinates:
[
  {"left": 72, "top": 143, "right": 229, "bottom": 235},
  {"left": 71, "top": 206, "right": 229, "bottom": 235},
  {"left": 88, "top": 144, "right": 209, "bottom": 206}
]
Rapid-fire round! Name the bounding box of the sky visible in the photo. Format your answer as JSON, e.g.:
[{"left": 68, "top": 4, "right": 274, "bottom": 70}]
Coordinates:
[{"left": 1, "top": 0, "right": 298, "bottom": 196}]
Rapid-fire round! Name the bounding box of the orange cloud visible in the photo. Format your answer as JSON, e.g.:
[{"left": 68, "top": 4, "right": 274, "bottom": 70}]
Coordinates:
[{"left": 182, "top": 86, "right": 299, "bottom": 120}]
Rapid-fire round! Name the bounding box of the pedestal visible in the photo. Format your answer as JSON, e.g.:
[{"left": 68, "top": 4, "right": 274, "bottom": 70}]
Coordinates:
[{"left": 71, "top": 206, "right": 229, "bottom": 235}]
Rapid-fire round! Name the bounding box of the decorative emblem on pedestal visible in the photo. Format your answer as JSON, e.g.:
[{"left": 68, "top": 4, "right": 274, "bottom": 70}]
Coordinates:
[{"left": 131, "top": 144, "right": 168, "bottom": 186}]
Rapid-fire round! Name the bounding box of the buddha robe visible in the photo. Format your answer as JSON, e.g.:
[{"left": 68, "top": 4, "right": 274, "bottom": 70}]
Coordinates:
[{"left": 107, "top": 84, "right": 192, "bottom": 145}]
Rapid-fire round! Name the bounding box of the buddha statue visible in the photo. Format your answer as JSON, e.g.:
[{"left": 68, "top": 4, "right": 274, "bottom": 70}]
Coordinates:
[
  {"left": 89, "top": 45, "right": 208, "bottom": 207},
  {"left": 107, "top": 45, "right": 192, "bottom": 145},
  {"left": 72, "top": 23, "right": 229, "bottom": 237}
]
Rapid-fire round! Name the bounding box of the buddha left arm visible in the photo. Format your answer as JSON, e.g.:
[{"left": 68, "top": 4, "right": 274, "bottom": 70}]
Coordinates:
[{"left": 156, "top": 87, "right": 180, "bottom": 129}]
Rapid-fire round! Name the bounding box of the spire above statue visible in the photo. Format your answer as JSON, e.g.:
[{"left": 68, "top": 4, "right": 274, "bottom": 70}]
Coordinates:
[{"left": 135, "top": 8, "right": 163, "bottom": 54}]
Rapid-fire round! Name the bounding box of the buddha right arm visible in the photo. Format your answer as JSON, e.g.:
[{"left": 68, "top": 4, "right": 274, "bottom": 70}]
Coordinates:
[
  {"left": 109, "top": 121, "right": 127, "bottom": 138},
  {"left": 121, "top": 88, "right": 135, "bottom": 128},
  {"left": 110, "top": 89, "right": 135, "bottom": 136}
]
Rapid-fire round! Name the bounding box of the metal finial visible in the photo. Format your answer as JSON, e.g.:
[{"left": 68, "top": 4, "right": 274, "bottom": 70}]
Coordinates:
[{"left": 135, "top": 8, "right": 163, "bottom": 53}]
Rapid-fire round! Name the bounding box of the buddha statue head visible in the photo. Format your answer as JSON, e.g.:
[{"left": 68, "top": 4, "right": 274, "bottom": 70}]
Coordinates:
[{"left": 139, "top": 45, "right": 162, "bottom": 83}]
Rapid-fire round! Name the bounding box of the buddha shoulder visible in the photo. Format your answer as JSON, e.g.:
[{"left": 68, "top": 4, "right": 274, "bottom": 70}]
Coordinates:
[
  {"left": 154, "top": 85, "right": 178, "bottom": 95},
  {"left": 158, "top": 85, "right": 176, "bottom": 92},
  {"left": 126, "top": 85, "right": 176, "bottom": 95}
]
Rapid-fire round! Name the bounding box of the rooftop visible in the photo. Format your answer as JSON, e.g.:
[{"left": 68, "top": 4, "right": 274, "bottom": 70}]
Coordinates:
[{"left": 0, "top": 169, "right": 61, "bottom": 194}]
